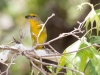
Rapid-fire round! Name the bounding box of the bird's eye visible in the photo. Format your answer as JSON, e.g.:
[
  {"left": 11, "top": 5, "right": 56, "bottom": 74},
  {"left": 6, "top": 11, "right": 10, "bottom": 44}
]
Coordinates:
[{"left": 32, "top": 15, "right": 36, "bottom": 17}]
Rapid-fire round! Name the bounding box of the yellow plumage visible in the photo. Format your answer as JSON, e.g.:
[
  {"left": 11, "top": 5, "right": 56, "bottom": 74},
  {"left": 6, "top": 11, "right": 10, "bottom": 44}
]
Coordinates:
[{"left": 25, "top": 14, "right": 47, "bottom": 49}]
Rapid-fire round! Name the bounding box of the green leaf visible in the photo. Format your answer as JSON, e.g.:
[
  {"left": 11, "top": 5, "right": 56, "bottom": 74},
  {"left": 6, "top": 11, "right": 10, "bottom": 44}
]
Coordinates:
[
  {"left": 73, "top": 39, "right": 93, "bottom": 72},
  {"left": 56, "top": 37, "right": 100, "bottom": 75},
  {"left": 84, "top": 8, "right": 100, "bottom": 36},
  {"left": 94, "top": 15, "right": 100, "bottom": 36},
  {"left": 74, "top": 37, "right": 100, "bottom": 75},
  {"left": 56, "top": 54, "right": 67, "bottom": 74},
  {"left": 56, "top": 37, "right": 83, "bottom": 74},
  {"left": 95, "top": 9, "right": 100, "bottom": 19},
  {"left": 89, "top": 36, "right": 100, "bottom": 44},
  {"left": 90, "top": 46, "right": 100, "bottom": 74},
  {"left": 84, "top": 60, "right": 98, "bottom": 75}
]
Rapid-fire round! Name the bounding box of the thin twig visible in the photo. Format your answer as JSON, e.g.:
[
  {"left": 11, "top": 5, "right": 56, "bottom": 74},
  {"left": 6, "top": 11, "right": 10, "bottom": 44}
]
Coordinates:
[
  {"left": 37, "top": 13, "right": 55, "bottom": 39},
  {"left": 24, "top": 51, "right": 84, "bottom": 75},
  {"left": 30, "top": 60, "right": 46, "bottom": 75},
  {"left": 0, "top": 45, "right": 19, "bottom": 52},
  {"left": 0, "top": 53, "right": 18, "bottom": 75},
  {"left": 31, "top": 28, "right": 84, "bottom": 51},
  {"left": 25, "top": 51, "right": 46, "bottom": 75},
  {"left": 6, "top": 53, "right": 18, "bottom": 75},
  {"left": 48, "top": 44, "right": 59, "bottom": 63}
]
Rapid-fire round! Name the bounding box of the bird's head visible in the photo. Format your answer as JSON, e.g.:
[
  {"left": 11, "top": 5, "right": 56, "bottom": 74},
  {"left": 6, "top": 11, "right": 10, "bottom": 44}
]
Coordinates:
[
  {"left": 25, "top": 14, "right": 37, "bottom": 19},
  {"left": 25, "top": 14, "right": 42, "bottom": 23}
]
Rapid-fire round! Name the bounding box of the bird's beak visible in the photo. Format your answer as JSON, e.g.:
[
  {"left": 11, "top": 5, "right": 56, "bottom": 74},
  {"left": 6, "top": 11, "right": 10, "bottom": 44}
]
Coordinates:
[{"left": 25, "top": 15, "right": 30, "bottom": 19}]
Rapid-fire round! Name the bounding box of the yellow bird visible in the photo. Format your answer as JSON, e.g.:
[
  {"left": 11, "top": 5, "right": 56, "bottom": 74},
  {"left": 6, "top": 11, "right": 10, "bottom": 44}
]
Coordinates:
[
  {"left": 25, "top": 14, "right": 47, "bottom": 49},
  {"left": 25, "top": 14, "right": 57, "bottom": 74},
  {"left": 25, "top": 14, "right": 52, "bottom": 74}
]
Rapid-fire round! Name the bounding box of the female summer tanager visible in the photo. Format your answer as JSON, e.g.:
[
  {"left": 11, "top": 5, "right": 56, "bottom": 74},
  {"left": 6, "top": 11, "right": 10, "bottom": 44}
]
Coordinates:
[
  {"left": 25, "top": 14, "right": 47, "bottom": 49},
  {"left": 25, "top": 14, "right": 57, "bottom": 74},
  {"left": 25, "top": 14, "right": 52, "bottom": 74}
]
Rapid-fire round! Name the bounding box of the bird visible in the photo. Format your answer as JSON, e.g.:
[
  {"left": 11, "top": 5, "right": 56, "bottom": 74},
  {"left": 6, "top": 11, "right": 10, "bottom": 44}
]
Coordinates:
[
  {"left": 25, "top": 14, "right": 51, "bottom": 74},
  {"left": 25, "top": 14, "right": 58, "bottom": 75},
  {"left": 25, "top": 14, "right": 47, "bottom": 49}
]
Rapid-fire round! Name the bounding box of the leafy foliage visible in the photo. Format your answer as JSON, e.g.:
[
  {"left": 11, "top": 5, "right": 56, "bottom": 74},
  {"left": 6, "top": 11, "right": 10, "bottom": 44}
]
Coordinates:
[
  {"left": 56, "top": 3, "right": 100, "bottom": 75},
  {"left": 57, "top": 37, "right": 100, "bottom": 75},
  {"left": 89, "top": 36, "right": 100, "bottom": 44},
  {"left": 84, "top": 60, "right": 98, "bottom": 75},
  {"left": 84, "top": 8, "right": 100, "bottom": 36}
]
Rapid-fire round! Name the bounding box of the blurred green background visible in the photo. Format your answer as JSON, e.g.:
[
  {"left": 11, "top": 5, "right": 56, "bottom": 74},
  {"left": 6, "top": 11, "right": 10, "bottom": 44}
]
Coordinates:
[
  {"left": 1, "top": 0, "right": 100, "bottom": 75},
  {"left": 0, "top": 0, "right": 88, "bottom": 45}
]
